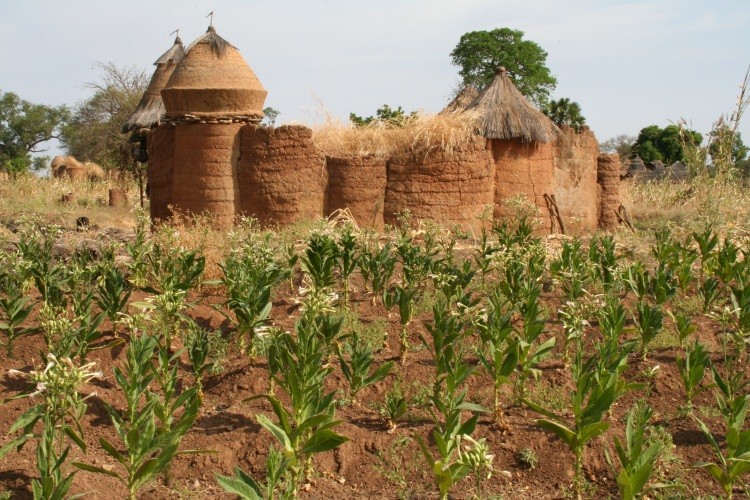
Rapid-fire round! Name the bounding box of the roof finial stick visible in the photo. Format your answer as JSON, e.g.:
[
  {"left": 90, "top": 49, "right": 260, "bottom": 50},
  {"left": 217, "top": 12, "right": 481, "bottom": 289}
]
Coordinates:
[
  {"left": 206, "top": 11, "right": 214, "bottom": 27},
  {"left": 170, "top": 29, "right": 179, "bottom": 39}
]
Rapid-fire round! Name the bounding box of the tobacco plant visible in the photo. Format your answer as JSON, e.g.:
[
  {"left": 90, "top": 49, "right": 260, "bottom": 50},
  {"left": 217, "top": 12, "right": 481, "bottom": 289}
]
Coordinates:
[
  {"left": 335, "top": 225, "right": 358, "bottom": 306},
  {"left": 514, "top": 289, "right": 556, "bottom": 404},
  {"left": 74, "top": 333, "right": 200, "bottom": 500},
  {"left": 608, "top": 402, "right": 665, "bottom": 500},
  {"left": 1, "top": 354, "right": 100, "bottom": 500},
  {"left": 336, "top": 332, "right": 393, "bottom": 403},
  {"left": 95, "top": 264, "right": 132, "bottom": 329},
  {"left": 693, "top": 367, "right": 750, "bottom": 499},
  {"left": 0, "top": 255, "right": 34, "bottom": 357},
  {"left": 526, "top": 338, "right": 635, "bottom": 499},
  {"left": 359, "top": 240, "right": 396, "bottom": 304},
  {"left": 676, "top": 340, "right": 711, "bottom": 414}
]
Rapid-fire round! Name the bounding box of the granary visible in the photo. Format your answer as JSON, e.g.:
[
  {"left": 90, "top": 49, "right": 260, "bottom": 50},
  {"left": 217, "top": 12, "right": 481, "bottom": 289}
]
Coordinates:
[
  {"left": 122, "top": 34, "right": 185, "bottom": 162},
  {"left": 141, "top": 27, "right": 622, "bottom": 234}
]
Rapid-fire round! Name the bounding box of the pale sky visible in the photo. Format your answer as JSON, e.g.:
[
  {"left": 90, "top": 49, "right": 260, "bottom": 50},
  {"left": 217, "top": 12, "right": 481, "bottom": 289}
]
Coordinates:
[{"left": 1, "top": 0, "right": 749, "bottom": 157}]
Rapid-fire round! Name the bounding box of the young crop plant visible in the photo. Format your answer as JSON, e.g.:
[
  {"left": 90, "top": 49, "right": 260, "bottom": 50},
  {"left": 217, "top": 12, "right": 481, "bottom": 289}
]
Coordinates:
[
  {"left": 215, "top": 447, "right": 288, "bottom": 500},
  {"left": 183, "top": 320, "right": 218, "bottom": 395},
  {"left": 550, "top": 237, "right": 590, "bottom": 301},
  {"left": 383, "top": 284, "right": 417, "bottom": 359},
  {"left": 251, "top": 291, "right": 348, "bottom": 495},
  {"left": 381, "top": 386, "right": 409, "bottom": 432},
  {"left": 358, "top": 240, "right": 396, "bottom": 305},
  {"left": 74, "top": 333, "right": 201, "bottom": 500},
  {"left": 217, "top": 241, "right": 289, "bottom": 354},
  {"left": 693, "top": 371, "right": 750, "bottom": 499},
  {"left": 417, "top": 298, "right": 488, "bottom": 500},
  {"left": 526, "top": 337, "right": 636, "bottom": 499},
  {"left": 335, "top": 225, "right": 359, "bottom": 307},
  {"left": 95, "top": 264, "right": 132, "bottom": 331},
  {"left": 299, "top": 232, "right": 338, "bottom": 292},
  {"left": 588, "top": 233, "right": 620, "bottom": 293},
  {"left": 475, "top": 288, "right": 519, "bottom": 416},
  {"left": 0, "top": 256, "right": 35, "bottom": 357},
  {"left": 676, "top": 340, "right": 711, "bottom": 415},
  {"left": 124, "top": 210, "right": 151, "bottom": 288},
  {"left": 1, "top": 354, "right": 101, "bottom": 499},
  {"left": 608, "top": 402, "right": 666, "bottom": 500},
  {"left": 513, "top": 288, "right": 556, "bottom": 404},
  {"left": 336, "top": 332, "right": 394, "bottom": 403}
]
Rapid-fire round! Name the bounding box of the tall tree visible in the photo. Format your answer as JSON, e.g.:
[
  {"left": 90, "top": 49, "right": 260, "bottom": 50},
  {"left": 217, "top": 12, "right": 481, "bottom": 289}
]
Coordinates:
[
  {"left": 60, "top": 62, "right": 148, "bottom": 170},
  {"left": 709, "top": 125, "right": 748, "bottom": 170},
  {"left": 632, "top": 124, "right": 702, "bottom": 164},
  {"left": 600, "top": 134, "right": 636, "bottom": 159},
  {"left": 349, "top": 104, "right": 417, "bottom": 128},
  {"left": 543, "top": 98, "right": 586, "bottom": 131},
  {"left": 450, "top": 28, "right": 557, "bottom": 107},
  {"left": 0, "top": 90, "right": 69, "bottom": 175}
]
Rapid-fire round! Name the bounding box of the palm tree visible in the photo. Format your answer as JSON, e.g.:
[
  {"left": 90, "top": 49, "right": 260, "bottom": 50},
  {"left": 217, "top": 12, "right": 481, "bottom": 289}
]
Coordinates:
[{"left": 543, "top": 98, "right": 586, "bottom": 132}]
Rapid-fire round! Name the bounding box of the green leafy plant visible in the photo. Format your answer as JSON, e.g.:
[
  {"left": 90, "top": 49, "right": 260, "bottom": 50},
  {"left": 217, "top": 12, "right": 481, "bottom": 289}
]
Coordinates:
[
  {"left": 526, "top": 338, "right": 635, "bottom": 498},
  {"left": 608, "top": 402, "right": 665, "bottom": 500},
  {"left": 359, "top": 241, "right": 396, "bottom": 304},
  {"left": 336, "top": 333, "right": 393, "bottom": 403},
  {"left": 676, "top": 341, "right": 711, "bottom": 414},
  {"left": 516, "top": 447, "right": 538, "bottom": 470},
  {"left": 383, "top": 284, "right": 417, "bottom": 360},
  {"left": 0, "top": 258, "right": 34, "bottom": 357},
  {"left": 73, "top": 333, "right": 200, "bottom": 500},
  {"left": 95, "top": 264, "right": 132, "bottom": 329},
  {"left": 215, "top": 446, "right": 288, "bottom": 500},
  {"left": 381, "top": 386, "right": 408, "bottom": 432},
  {"left": 1, "top": 354, "right": 100, "bottom": 500}
]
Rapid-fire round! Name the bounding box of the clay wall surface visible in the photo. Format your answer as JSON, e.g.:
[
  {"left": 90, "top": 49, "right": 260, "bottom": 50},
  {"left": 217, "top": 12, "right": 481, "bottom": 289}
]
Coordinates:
[
  {"left": 171, "top": 122, "right": 242, "bottom": 228},
  {"left": 384, "top": 135, "right": 494, "bottom": 234},
  {"left": 325, "top": 155, "right": 387, "bottom": 229},
  {"left": 552, "top": 127, "right": 599, "bottom": 234},
  {"left": 238, "top": 125, "right": 326, "bottom": 226},
  {"left": 147, "top": 125, "right": 176, "bottom": 222},
  {"left": 491, "top": 139, "right": 554, "bottom": 232},
  {"left": 597, "top": 153, "right": 621, "bottom": 230}
]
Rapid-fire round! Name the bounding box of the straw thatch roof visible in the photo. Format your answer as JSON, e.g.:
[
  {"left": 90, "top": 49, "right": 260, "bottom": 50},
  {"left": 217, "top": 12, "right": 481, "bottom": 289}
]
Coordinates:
[
  {"left": 440, "top": 86, "right": 479, "bottom": 115},
  {"left": 161, "top": 25, "right": 267, "bottom": 119},
  {"left": 464, "top": 67, "right": 558, "bottom": 143},
  {"left": 122, "top": 35, "right": 185, "bottom": 134}
]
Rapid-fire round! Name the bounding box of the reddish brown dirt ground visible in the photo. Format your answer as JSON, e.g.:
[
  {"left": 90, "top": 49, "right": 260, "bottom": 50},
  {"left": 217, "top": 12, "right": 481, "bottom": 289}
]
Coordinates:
[{"left": 0, "top": 261, "right": 744, "bottom": 499}]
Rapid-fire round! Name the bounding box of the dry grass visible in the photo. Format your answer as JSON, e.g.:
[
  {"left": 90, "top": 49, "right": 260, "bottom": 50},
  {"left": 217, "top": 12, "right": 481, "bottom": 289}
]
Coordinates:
[{"left": 312, "top": 112, "right": 478, "bottom": 158}]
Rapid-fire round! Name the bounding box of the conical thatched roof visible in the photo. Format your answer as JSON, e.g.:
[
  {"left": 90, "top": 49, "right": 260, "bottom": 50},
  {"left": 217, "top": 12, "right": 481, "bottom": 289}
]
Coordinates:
[
  {"left": 440, "top": 86, "right": 479, "bottom": 115},
  {"left": 161, "top": 25, "right": 267, "bottom": 119},
  {"left": 122, "top": 35, "right": 185, "bottom": 133},
  {"left": 464, "top": 67, "right": 558, "bottom": 143}
]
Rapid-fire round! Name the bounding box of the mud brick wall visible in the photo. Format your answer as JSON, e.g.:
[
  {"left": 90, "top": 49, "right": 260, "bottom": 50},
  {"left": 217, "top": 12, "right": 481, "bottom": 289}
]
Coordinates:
[
  {"left": 238, "top": 125, "right": 326, "bottom": 226},
  {"left": 597, "top": 153, "right": 621, "bottom": 230},
  {"left": 170, "top": 123, "right": 242, "bottom": 228},
  {"left": 325, "top": 155, "right": 387, "bottom": 229},
  {"left": 491, "top": 139, "right": 554, "bottom": 232},
  {"left": 147, "top": 125, "right": 175, "bottom": 222},
  {"left": 552, "top": 126, "right": 599, "bottom": 234},
  {"left": 384, "top": 134, "right": 494, "bottom": 234}
]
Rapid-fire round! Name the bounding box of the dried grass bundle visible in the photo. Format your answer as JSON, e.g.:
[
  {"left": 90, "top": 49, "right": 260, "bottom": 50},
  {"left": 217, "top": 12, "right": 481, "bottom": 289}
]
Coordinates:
[{"left": 313, "top": 112, "right": 479, "bottom": 158}]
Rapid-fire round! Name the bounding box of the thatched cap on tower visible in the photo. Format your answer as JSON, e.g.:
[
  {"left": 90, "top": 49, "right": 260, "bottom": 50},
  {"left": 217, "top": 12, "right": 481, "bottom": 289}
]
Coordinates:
[
  {"left": 122, "top": 35, "right": 185, "bottom": 134},
  {"left": 440, "top": 85, "right": 479, "bottom": 115},
  {"left": 465, "top": 66, "right": 558, "bottom": 143},
  {"left": 161, "top": 25, "right": 267, "bottom": 119}
]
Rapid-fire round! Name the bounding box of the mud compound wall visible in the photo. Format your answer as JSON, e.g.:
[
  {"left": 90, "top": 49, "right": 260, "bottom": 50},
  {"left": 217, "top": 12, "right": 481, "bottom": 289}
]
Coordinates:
[
  {"left": 491, "top": 139, "right": 554, "bottom": 232},
  {"left": 552, "top": 127, "right": 599, "bottom": 234},
  {"left": 171, "top": 123, "right": 242, "bottom": 228},
  {"left": 238, "top": 125, "right": 326, "bottom": 226},
  {"left": 147, "top": 125, "right": 175, "bottom": 222},
  {"left": 597, "top": 153, "right": 621, "bottom": 230},
  {"left": 325, "top": 155, "right": 387, "bottom": 229},
  {"left": 384, "top": 135, "right": 494, "bottom": 234}
]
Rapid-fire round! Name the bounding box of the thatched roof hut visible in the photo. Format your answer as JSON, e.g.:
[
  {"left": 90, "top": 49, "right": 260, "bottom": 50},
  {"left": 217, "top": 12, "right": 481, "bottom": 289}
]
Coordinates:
[
  {"left": 161, "top": 25, "right": 267, "bottom": 120},
  {"left": 122, "top": 35, "right": 185, "bottom": 134},
  {"left": 465, "top": 67, "right": 558, "bottom": 143},
  {"left": 440, "top": 86, "right": 479, "bottom": 115}
]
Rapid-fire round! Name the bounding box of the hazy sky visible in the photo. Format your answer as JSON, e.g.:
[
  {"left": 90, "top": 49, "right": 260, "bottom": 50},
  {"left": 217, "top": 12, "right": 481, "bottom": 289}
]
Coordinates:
[{"left": 1, "top": 0, "right": 749, "bottom": 157}]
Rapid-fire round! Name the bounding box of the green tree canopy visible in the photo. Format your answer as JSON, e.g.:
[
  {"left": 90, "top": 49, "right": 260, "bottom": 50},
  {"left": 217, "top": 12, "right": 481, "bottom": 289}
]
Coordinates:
[
  {"left": 0, "top": 90, "right": 69, "bottom": 175},
  {"left": 60, "top": 62, "right": 147, "bottom": 169},
  {"left": 632, "top": 124, "right": 702, "bottom": 165},
  {"left": 450, "top": 28, "right": 557, "bottom": 107},
  {"left": 543, "top": 98, "right": 586, "bottom": 132},
  {"left": 708, "top": 125, "right": 748, "bottom": 170},
  {"left": 349, "top": 104, "right": 417, "bottom": 128}
]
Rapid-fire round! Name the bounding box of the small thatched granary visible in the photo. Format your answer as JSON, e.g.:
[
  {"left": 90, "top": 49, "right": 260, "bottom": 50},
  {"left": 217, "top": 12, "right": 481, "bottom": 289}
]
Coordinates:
[
  {"left": 464, "top": 66, "right": 559, "bottom": 231},
  {"left": 122, "top": 35, "right": 185, "bottom": 136}
]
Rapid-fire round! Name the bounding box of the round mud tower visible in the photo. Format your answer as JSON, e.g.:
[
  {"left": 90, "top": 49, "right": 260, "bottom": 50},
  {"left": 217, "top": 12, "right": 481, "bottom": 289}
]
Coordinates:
[
  {"left": 325, "top": 155, "right": 387, "bottom": 228},
  {"left": 238, "top": 125, "right": 326, "bottom": 226},
  {"left": 552, "top": 127, "right": 600, "bottom": 234},
  {"left": 597, "top": 153, "right": 621, "bottom": 230},
  {"left": 170, "top": 122, "right": 243, "bottom": 228},
  {"left": 147, "top": 124, "right": 176, "bottom": 222},
  {"left": 491, "top": 140, "right": 554, "bottom": 232},
  {"left": 384, "top": 135, "right": 494, "bottom": 234}
]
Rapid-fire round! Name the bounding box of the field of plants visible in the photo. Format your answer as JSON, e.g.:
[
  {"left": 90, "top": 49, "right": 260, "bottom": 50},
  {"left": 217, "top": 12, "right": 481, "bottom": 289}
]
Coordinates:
[{"left": 1, "top": 174, "right": 750, "bottom": 499}]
